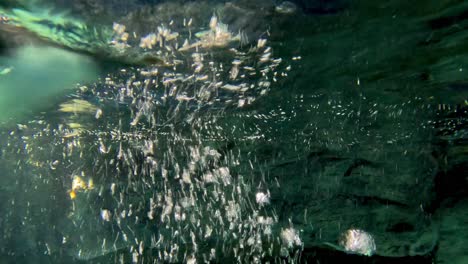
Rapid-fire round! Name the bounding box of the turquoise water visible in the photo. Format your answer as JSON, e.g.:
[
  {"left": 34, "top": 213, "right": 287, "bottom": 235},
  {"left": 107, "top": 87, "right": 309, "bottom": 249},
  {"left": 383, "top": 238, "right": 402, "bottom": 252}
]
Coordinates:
[{"left": 1, "top": 1, "right": 467, "bottom": 263}]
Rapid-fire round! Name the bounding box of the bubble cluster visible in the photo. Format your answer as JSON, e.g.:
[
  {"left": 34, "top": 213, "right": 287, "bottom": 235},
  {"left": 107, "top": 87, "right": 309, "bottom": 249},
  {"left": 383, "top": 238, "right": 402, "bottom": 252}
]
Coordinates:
[{"left": 0, "top": 12, "right": 299, "bottom": 263}]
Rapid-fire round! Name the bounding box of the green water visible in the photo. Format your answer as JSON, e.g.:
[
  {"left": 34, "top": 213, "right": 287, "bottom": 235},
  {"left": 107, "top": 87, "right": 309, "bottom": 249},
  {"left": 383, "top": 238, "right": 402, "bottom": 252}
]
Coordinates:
[
  {"left": 0, "top": 46, "right": 99, "bottom": 123},
  {"left": 0, "top": 1, "right": 467, "bottom": 263}
]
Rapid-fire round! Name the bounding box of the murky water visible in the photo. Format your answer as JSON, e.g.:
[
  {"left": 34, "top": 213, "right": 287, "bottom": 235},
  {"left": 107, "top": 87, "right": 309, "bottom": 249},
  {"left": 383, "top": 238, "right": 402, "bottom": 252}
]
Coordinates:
[{"left": 1, "top": 0, "right": 468, "bottom": 263}]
